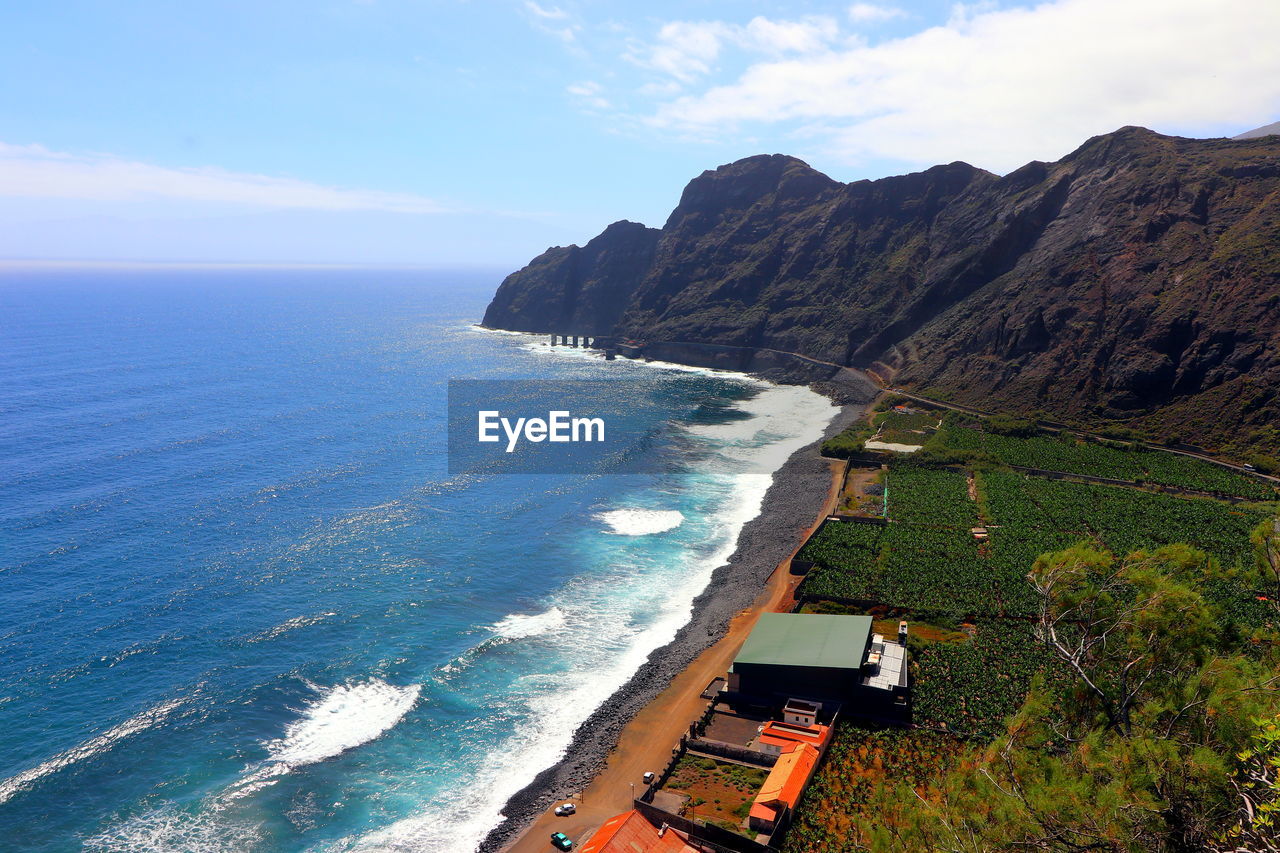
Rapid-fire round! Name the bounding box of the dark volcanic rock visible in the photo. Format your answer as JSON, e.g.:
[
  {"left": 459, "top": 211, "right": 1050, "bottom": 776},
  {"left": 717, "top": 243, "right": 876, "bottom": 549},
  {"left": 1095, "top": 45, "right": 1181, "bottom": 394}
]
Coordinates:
[
  {"left": 483, "top": 128, "right": 1280, "bottom": 449},
  {"left": 481, "top": 219, "right": 659, "bottom": 335}
]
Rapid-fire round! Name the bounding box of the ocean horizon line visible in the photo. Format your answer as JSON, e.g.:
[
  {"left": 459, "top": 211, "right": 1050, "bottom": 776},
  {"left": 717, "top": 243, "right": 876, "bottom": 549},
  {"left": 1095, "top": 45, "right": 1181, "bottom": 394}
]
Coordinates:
[{"left": 0, "top": 258, "right": 516, "bottom": 272}]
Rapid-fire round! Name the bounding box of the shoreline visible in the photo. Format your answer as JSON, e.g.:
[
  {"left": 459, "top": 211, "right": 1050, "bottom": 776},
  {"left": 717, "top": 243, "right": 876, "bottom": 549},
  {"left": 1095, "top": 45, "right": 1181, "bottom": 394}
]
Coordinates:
[{"left": 482, "top": 399, "right": 865, "bottom": 852}]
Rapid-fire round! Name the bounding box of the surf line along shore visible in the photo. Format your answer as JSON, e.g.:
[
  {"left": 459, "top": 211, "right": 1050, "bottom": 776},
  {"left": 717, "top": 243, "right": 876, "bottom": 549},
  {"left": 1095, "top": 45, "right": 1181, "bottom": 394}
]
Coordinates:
[{"left": 486, "top": 401, "right": 865, "bottom": 853}]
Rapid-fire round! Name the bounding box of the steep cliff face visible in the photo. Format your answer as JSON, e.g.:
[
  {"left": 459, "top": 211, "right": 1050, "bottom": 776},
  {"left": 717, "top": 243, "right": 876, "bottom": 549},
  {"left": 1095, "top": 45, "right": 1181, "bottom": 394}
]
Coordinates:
[
  {"left": 896, "top": 128, "right": 1280, "bottom": 441},
  {"left": 618, "top": 154, "right": 997, "bottom": 364},
  {"left": 481, "top": 219, "right": 659, "bottom": 334},
  {"left": 482, "top": 128, "right": 1280, "bottom": 447}
]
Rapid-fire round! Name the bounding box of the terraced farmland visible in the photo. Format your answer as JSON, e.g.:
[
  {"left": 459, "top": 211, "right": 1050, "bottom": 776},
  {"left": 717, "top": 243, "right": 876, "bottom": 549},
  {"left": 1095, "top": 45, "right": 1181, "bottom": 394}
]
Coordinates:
[
  {"left": 911, "top": 622, "right": 1060, "bottom": 740},
  {"left": 783, "top": 416, "right": 1277, "bottom": 852},
  {"left": 796, "top": 521, "right": 884, "bottom": 602},
  {"left": 932, "top": 422, "right": 1276, "bottom": 500},
  {"left": 979, "top": 470, "right": 1267, "bottom": 572},
  {"left": 886, "top": 463, "right": 977, "bottom": 528}
]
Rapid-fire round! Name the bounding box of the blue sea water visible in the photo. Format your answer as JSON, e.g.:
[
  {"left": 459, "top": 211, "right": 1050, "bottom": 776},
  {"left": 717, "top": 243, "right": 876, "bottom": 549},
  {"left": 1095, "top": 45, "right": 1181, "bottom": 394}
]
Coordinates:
[{"left": 0, "top": 267, "right": 835, "bottom": 852}]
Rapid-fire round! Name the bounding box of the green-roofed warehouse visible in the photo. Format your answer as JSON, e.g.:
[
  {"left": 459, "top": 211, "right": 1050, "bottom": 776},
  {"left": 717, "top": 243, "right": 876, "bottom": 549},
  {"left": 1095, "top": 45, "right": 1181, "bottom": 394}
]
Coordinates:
[{"left": 727, "top": 613, "right": 906, "bottom": 710}]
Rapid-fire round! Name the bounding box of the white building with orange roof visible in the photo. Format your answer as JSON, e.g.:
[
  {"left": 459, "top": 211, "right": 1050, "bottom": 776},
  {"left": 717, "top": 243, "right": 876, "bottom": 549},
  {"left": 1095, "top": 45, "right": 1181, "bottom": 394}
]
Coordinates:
[
  {"left": 577, "top": 809, "right": 706, "bottom": 853},
  {"left": 754, "top": 719, "right": 832, "bottom": 756},
  {"left": 747, "top": 742, "right": 821, "bottom": 835}
]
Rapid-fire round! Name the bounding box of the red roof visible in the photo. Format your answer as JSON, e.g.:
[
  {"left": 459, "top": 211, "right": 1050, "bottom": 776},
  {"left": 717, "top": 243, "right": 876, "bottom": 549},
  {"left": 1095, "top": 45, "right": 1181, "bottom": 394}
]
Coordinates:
[
  {"left": 578, "top": 810, "right": 700, "bottom": 853},
  {"left": 759, "top": 721, "right": 831, "bottom": 750},
  {"left": 754, "top": 744, "right": 819, "bottom": 811}
]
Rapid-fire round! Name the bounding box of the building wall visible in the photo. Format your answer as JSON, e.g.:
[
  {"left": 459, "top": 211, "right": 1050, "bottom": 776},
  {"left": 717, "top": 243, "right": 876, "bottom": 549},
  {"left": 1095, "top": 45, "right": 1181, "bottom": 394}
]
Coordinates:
[{"left": 732, "top": 663, "right": 860, "bottom": 703}]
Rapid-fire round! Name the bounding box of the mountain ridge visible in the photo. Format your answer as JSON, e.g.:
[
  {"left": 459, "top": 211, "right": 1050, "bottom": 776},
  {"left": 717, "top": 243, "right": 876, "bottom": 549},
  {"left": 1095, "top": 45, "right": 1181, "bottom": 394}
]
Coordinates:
[
  {"left": 1235, "top": 120, "right": 1280, "bottom": 139},
  {"left": 482, "top": 128, "right": 1280, "bottom": 453}
]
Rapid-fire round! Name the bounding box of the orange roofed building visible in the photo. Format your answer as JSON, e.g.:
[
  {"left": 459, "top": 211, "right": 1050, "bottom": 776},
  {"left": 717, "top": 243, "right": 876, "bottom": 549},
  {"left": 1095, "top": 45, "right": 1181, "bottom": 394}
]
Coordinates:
[
  {"left": 748, "top": 743, "right": 820, "bottom": 835},
  {"left": 578, "top": 809, "right": 703, "bottom": 853},
  {"left": 755, "top": 720, "right": 831, "bottom": 756}
]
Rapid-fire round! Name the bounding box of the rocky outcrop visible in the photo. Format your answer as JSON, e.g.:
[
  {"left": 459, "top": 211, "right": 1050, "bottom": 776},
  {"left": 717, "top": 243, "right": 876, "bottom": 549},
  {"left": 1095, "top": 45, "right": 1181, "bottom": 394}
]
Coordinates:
[
  {"left": 482, "top": 128, "right": 1280, "bottom": 449},
  {"left": 481, "top": 220, "right": 659, "bottom": 334}
]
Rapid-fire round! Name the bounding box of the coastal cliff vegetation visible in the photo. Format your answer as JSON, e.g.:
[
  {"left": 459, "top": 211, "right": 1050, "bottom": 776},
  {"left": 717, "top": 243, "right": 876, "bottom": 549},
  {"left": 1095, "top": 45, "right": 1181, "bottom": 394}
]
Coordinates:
[
  {"left": 484, "top": 127, "right": 1280, "bottom": 457},
  {"left": 784, "top": 541, "right": 1280, "bottom": 853},
  {"left": 779, "top": 409, "right": 1278, "bottom": 852}
]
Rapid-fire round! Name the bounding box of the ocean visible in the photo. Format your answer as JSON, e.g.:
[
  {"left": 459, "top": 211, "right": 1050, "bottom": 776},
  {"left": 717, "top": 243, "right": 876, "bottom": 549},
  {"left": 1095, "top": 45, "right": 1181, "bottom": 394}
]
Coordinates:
[{"left": 0, "top": 267, "right": 836, "bottom": 852}]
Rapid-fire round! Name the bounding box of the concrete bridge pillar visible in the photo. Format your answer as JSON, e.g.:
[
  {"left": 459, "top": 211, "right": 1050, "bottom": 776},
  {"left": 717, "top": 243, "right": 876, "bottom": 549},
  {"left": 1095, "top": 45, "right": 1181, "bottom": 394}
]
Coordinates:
[{"left": 572, "top": 335, "right": 579, "bottom": 347}]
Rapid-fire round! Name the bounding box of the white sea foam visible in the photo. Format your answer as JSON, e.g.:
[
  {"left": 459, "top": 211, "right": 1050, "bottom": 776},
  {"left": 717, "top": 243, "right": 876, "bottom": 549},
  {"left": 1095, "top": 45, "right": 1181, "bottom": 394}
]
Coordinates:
[
  {"left": 85, "top": 804, "right": 264, "bottom": 853},
  {"left": 490, "top": 606, "right": 567, "bottom": 640},
  {"left": 87, "top": 679, "right": 420, "bottom": 849},
  {"left": 519, "top": 339, "right": 609, "bottom": 364},
  {"left": 0, "top": 696, "right": 186, "bottom": 805},
  {"left": 247, "top": 612, "right": 338, "bottom": 643},
  {"left": 225, "top": 679, "right": 420, "bottom": 800},
  {"left": 596, "top": 508, "right": 685, "bottom": 536},
  {"left": 470, "top": 323, "right": 778, "bottom": 382},
  {"left": 466, "top": 324, "right": 539, "bottom": 337},
  {"left": 685, "top": 383, "right": 832, "bottom": 456},
  {"left": 332, "top": 380, "right": 838, "bottom": 853},
  {"left": 265, "top": 680, "right": 420, "bottom": 767}
]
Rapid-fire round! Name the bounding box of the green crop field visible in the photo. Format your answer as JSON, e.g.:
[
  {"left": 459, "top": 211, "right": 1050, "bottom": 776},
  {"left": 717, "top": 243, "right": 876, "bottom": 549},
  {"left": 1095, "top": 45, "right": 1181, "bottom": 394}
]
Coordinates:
[
  {"left": 784, "top": 414, "right": 1277, "bottom": 853},
  {"left": 873, "top": 409, "right": 940, "bottom": 432},
  {"left": 886, "top": 463, "right": 978, "bottom": 528},
  {"left": 802, "top": 465, "right": 1269, "bottom": 620},
  {"left": 800, "top": 522, "right": 1038, "bottom": 617},
  {"left": 911, "top": 621, "right": 1060, "bottom": 740},
  {"left": 979, "top": 470, "right": 1267, "bottom": 571},
  {"left": 930, "top": 422, "right": 1277, "bottom": 499},
  {"left": 874, "top": 525, "right": 988, "bottom": 615},
  {"left": 796, "top": 521, "right": 884, "bottom": 601}
]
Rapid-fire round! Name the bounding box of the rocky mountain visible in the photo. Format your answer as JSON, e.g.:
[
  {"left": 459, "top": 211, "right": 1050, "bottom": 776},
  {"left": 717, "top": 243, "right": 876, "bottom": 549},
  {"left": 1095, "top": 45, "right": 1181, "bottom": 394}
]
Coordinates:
[
  {"left": 482, "top": 128, "right": 1280, "bottom": 451},
  {"left": 1235, "top": 120, "right": 1280, "bottom": 139}
]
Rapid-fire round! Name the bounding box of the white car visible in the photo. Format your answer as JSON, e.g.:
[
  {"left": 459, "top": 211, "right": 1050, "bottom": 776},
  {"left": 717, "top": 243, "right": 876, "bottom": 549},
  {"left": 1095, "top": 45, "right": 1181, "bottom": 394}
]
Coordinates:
[{"left": 554, "top": 803, "right": 576, "bottom": 817}]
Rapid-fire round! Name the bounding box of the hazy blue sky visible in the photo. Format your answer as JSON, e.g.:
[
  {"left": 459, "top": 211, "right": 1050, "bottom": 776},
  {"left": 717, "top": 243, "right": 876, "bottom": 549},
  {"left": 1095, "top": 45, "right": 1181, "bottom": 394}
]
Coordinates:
[{"left": 2, "top": 0, "right": 1278, "bottom": 265}]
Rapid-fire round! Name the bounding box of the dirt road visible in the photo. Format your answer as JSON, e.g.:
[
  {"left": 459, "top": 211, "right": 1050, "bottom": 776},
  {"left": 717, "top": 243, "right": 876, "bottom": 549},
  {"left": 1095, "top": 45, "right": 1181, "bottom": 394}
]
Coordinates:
[{"left": 503, "top": 459, "right": 845, "bottom": 853}]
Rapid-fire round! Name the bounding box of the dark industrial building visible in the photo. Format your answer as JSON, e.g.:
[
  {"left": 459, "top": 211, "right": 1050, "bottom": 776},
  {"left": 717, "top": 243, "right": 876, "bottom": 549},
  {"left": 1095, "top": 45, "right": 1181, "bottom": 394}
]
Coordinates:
[{"left": 725, "top": 613, "right": 908, "bottom": 717}]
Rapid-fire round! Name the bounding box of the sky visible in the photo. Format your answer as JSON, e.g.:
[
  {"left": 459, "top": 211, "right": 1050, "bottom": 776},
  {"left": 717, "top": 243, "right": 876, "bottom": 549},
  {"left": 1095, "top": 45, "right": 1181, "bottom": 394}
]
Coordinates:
[{"left": 1, "top": 0, "right": 1278, "bottom": 266}]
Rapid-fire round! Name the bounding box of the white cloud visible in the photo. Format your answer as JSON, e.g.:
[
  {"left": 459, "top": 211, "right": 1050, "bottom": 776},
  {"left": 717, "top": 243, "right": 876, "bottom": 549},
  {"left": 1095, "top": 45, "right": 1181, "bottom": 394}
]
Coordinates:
[
  {"left": 524, "top": 1, "right": 568, "bottom": 19},
  {"left": 627, "top": 21, "right": 730, "bottom": 82},
  {"left": 567, "top": 80, "right": 610, "bottom": 109},
  {"left": 626, "top": 15, "right": 839, "bottom": 83},
  {"left": 523, "top": 1, "right": 580, "bottom": 44},
  {"left": 641, "top": 0, "right": 1280, "bottom": 172},
  {"left": 741, "top": 16, "right": 840, "bottom": 54},
  {"left": 847, "top": 3, "right": 904, "bottom": 23},
  {"left": 0, "top": 143, "right": 453, "bottom": 213}
]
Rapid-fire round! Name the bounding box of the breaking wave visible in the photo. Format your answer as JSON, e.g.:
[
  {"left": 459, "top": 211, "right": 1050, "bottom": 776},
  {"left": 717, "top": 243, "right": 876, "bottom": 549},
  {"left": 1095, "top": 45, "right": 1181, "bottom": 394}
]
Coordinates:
[
  {"left": 596, "top": 508, "right": 685, "bottom": 536},
  {"left": 490, "top": 607, "right": 567, "bottom": 640},
  {"left": 226, "top": 679, "right": 420, "bottom": 799},
  {"left": 0, "top": 696, "right": 187, "bottom": 805}
]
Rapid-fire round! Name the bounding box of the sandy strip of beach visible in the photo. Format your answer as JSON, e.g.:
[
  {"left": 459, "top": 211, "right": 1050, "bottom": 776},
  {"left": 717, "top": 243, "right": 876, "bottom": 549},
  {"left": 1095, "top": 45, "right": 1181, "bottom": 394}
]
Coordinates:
[{"left": 489, "top": 404, "right": 861, "bottom": 853}]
